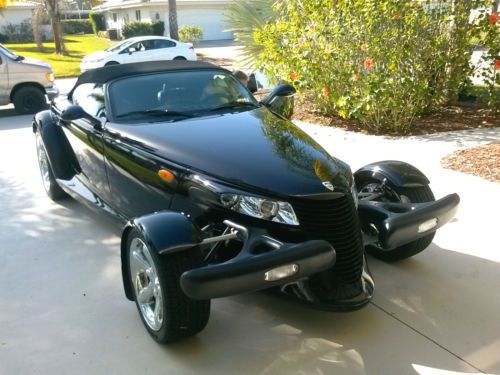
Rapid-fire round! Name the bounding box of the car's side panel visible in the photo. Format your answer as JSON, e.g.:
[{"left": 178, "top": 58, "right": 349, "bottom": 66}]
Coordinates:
[
  {"left": 33, "top": 109, "right": 79, "bottom": 180},
  {"left": 59, "top": 118, "right": 110, "bottom": 200},
  {"left": 103, "top": 127, "right": 180, "bottom": 219},
  {"left": 354, "top": 160, "right": 430, "bottom": 188}
]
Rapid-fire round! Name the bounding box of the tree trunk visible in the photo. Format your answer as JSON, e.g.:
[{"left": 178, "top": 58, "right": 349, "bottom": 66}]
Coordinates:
[
  {"left": 168, "top": 0, "right": 179, "bottom": 40},
  {"left": 33, "top": 10, "right": 44, "bottom": 51},
  {"left": 51, "top": 15, "right": 66, "bottom": 55}
]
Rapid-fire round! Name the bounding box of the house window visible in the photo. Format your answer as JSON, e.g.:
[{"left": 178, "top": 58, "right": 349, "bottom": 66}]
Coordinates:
[
  {"left": 135, "top": 10, "right": 141, "bottom": 21},
  {"left": 113, "top": 13, "right": 117, "bottom": 22}
]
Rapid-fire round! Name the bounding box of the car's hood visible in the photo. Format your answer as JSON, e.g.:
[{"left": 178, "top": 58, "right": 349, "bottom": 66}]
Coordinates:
[
  {"left": 108, "top": 108, "right": 352, "bottom": 196},
  {"left": 83, "top": 50, "right": 110, "bottom": 61},
  {"left": 18, "top": 57, "right": 52, "bottom": 70}
]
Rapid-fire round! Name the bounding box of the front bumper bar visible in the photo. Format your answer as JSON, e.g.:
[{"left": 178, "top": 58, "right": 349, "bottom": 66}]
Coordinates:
[
  {"left": 181, "top": 234, "right": 336, "bottom": 300},
  {"left": 359, "top": 193, "right": 460, "bottom": 249}
]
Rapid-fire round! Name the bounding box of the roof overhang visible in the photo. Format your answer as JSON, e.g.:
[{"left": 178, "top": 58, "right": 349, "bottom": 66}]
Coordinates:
[{"left": 93, "top": 0, "right": 233, "bottom": 12}]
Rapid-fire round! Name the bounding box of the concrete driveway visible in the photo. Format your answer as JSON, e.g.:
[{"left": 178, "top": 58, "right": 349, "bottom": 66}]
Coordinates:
[{"left": 0, "top": 106, "right": 499, "bottom": 375}]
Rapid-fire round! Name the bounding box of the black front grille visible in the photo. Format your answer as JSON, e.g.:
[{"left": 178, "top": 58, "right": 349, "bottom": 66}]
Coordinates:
[{"left": 291, "top": 194, "right": 364, "bottom": 284}]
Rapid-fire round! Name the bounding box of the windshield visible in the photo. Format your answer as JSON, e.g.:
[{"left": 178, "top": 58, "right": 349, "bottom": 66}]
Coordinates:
[
  {"left": 106, "top": 39, "right": 135, "bottom": 53},
  {"left": 109, "top": 70, "right": 258, "bottom": 122},
  {"left": 0, "top": 44, "right": 20, "bottom": 60}
]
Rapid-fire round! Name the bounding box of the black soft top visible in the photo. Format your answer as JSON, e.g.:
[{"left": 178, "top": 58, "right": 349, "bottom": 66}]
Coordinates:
[{"left": 69, "top": 60, "right": 227, "bottom": 97}]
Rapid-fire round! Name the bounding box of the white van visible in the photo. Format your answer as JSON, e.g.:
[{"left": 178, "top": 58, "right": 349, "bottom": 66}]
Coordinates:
[{"left": 0, "top": 44, "right": 58, "bottom": 114}]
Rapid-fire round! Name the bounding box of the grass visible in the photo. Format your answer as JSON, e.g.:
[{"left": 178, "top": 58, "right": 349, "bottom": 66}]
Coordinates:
[{"left": 5, "top": 34, "right": 114, "bottom": 78}]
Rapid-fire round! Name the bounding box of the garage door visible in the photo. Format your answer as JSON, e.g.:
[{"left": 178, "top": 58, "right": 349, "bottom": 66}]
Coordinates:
[{"left": 178, "top": 7, "right": 233, "bottom": 40}]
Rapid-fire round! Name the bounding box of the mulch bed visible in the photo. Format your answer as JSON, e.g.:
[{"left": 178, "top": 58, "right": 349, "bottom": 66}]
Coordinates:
[
  {"left": 292, "top": 95, "right": 500, "bottom": 135},
  {"left": 441, "top": 143, "right": 500, "bottom": 183}
]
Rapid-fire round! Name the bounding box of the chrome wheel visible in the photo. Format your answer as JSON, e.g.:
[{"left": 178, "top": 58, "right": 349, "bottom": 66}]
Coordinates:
[
  {"left": 36, "top": 136, "right": 52, "bottom": 192},
  {"left": 129, "top": 238, "right": 163, "bottom": 331}
]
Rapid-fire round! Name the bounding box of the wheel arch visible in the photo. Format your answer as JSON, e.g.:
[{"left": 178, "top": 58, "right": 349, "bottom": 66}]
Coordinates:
[
  {"left": 354, "top": 160, "right": 430, "bottom": 188},
  {"left": 33, "top": 110, "right": 79, "bottom": 179},
  {"left": 120, "top": 211, "right": 203, "bottom": 301},
  {"left": 10, "top": 82, "right": 45, "bottom": 101}
]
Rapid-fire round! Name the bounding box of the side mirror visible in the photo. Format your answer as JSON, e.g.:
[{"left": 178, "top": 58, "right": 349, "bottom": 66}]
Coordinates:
[
  {"left": 260, "top": 84, "right": 296, "bottom": 119},
  {"left": 61, "top": 104, "right": 102, "bottom": 128},
  {"left": 128, "top": 47, "right": 136, "bottom": 55}
]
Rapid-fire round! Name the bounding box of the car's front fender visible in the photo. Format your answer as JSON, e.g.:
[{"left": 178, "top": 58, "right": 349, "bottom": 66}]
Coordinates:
[
  {"left": 354, "top": 160, "right": 430, "bottom": 188},
  {"left": 120, "top": 211, "right": 202, "bottom": 300}
]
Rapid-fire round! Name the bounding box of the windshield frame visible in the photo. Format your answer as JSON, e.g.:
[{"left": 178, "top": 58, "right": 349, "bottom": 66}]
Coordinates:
[
  {"left": 0, "top": 44, "right": 20, "bottom": 61},
  {"left": 106, "top": 39, "right": 136, "bottom": 53},
  {"left": 106, "top": 69, "right": 258, "bottom": 123}
]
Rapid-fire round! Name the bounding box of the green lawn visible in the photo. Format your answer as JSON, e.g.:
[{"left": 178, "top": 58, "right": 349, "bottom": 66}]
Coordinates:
[{"left": 5, "top": 34, "right": 114, "bottom": 78}]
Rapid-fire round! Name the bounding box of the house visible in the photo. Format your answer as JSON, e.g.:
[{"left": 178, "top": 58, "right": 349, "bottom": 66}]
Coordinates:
[
  {"left": 92, "top": 0, "right": 234, "bottom": 41},
  {"left": 0, "top": 1, "right": 37, "bottom": 31}
]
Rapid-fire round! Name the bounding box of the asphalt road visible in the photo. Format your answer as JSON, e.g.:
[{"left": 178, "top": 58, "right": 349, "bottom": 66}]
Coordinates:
[{"left": 0, "top": 108, "right": 499, "bottom": 375}]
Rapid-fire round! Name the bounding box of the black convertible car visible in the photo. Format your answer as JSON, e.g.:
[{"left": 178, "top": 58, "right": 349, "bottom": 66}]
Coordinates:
[{"left": 34, "top": 61, "right": 459, "bottom": 343}]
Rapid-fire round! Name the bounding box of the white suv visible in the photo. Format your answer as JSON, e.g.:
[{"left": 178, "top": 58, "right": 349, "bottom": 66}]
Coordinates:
[{"left": 81, "top": 36, "right": 197, "bottom": 72}]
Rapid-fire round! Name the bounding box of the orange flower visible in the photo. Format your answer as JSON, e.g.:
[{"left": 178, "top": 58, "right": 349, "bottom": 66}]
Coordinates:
[
  {"left": 321, "top": 87, "right": 329, "bottom": 97},
  {"left": 496, "top": 60, "right": 500, "bottom": 70},
  {"left": 488, "top": 12, "right": 499, "bottom": 25},
  {"left": 364, "top": 58, "right": 374, "bottom": 70},
  {"left": 308, "top": 23, "right": 316, "bottom": 31},
  {"left": 290, "top": 72, "right": 298, "bottom": 81},
  {"left": 360, "top": 43, "right": 367, "bottom": 52}
]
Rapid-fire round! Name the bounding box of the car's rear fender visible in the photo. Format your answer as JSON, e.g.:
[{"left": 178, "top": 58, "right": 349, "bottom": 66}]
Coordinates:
[
  {"left": 354, "top": 160, "right": 430, "bottom": 188},
  {"left": 33, "top": 110, "right": 79, "bottom": 179},
  {"left": 120, "top": 211, "right": 203, "bottom": 300}
]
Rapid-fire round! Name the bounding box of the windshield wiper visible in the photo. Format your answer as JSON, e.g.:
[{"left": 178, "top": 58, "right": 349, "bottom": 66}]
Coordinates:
[
  {"left": 116, "top": 109, "right": 194, "bottom": 119},
  {"left": 207, "top": 102, "right": 258, "bottom": 112}
]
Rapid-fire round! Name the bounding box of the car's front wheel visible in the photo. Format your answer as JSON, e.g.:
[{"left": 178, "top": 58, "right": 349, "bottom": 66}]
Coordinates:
[
  {"left": 357, "top": 177, "right": 436, "bottom": 262},
  {"left": 36, "top": 133, "right": 68, "bottom": 201},
  {"left": 13, "top": 86, "right": 47, "bottom": 114},
  {"left": 127, "top": 230, "right": 210, "bottom": 343}
]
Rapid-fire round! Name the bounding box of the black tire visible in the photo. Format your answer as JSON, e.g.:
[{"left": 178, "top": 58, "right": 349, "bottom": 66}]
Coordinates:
[
  {"left": 127, "top": 230, "right": 210, "bottom": 344},
  {"left": 13, "top": 86, "right": 47, "bottom": 114},
  {"left": 173, "top": 56, "right": 187, "bottom": 60},
  {"left": 36, "top": 133, "right": 68, "bottom": 201},
  {"left": 105, "top": 61, "right": 119, "bottom": 66},
  {"left": 357, "top": 177, "right": 435, "bottom": 262}
]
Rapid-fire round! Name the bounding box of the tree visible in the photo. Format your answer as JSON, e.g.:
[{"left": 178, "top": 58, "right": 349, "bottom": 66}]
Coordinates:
[
  {"left": 168, "top": 0, "right": 179, "bottom": 40},
  {"left": 31, "top": 0, "right": 67, "bottom": 54}
]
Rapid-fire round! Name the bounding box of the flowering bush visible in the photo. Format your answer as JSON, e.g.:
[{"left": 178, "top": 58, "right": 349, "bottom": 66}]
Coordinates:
[{"left": 252, "top": 0, "right": 498, "bottom": 133}]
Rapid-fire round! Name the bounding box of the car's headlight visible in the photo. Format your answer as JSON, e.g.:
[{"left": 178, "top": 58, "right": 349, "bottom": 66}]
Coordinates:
[{"left": 220, "top": 194, "right": 299, "bottom": 226}]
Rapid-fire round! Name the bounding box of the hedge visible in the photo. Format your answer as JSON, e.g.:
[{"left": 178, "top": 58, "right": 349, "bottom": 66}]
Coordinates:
[
  {"left": 121, "top": 21, "right": 154, "bottom": 39},
  {"left": 61, "top": 19, "right": 93, "bottom": 35},
  {"left": 152, "top": 21, "right": 165, "bottom": 36}
]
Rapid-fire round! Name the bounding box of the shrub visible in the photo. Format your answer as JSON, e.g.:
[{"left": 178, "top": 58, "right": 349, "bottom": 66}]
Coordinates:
[
  {"left": 152, "top": 21, "right": 165, "bottom": 36},
  {"left": 1, "top": 19, "right": 33, "bottom": 43},
  {"left": 90, "top": 12, "right": 106, "bottom": 34},
  {"left": 61, "top": 19, "right": 93, "bottom": 35},
  {"left": 179, "top": 25, "right": 203, "bottom": 44},
  {"left": 245, "top": 0, "right": 498, "bottom": 133},
  {"left": 0, "top": 33, "right": 8, "bottom": 43},
  {"left": 122, "top": 21, "right": 154, "bottom": 39}
]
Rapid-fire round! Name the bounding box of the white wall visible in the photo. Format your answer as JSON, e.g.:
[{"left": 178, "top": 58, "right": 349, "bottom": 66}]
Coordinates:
[
  {"left": 0, "top": 9, "right": 33, "bottom": 30},
  {"left": 178, "top": 5, "right": 233, "bottom": 40},
  {"left": 102, "top": 3, "right": 233, "bottom": 41}
]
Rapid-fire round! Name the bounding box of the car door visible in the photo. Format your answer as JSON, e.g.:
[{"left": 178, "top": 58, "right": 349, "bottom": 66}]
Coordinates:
[
  {"left": 0, "top": 52, "right": 9, "bottom": 105},
  {"left": 60, "top": 83, "right": 111, "bottom": 200},
  {"left": 150, "top": 39, "right": 177, "bottom": 61},
  {"left": 120, "top": 40, "right": 155, "bottom": 64}
]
